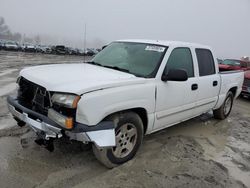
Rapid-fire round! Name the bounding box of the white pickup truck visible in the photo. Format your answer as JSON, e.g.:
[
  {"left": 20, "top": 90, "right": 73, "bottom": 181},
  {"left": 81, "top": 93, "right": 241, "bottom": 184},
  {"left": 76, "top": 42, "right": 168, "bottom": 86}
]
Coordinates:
[{"left": 7, "top": 39, "right": 244, "bottom": 168}]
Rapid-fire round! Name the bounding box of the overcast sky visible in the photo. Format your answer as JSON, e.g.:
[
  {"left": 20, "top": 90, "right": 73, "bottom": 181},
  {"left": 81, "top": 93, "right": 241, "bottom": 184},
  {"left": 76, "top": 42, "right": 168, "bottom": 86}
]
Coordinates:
[{"left": 0, "top": 0, "right": 250, "bottom": 58}]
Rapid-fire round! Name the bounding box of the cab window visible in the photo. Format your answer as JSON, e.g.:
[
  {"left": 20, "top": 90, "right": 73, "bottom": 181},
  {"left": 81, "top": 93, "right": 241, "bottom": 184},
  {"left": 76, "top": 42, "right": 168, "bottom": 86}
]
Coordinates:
[
  {"left": 196, "top": 49, "right": 215, "bottom": 76},
  {"left": 165, "top": 47, "right": 194, "bottom": 77}
]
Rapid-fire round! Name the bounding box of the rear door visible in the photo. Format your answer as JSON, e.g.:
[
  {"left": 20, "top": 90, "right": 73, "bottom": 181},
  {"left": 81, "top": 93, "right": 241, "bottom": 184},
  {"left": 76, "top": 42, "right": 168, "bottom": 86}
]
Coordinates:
[{"left": 194, "top": 49, "right": 220, "bottom": 115}]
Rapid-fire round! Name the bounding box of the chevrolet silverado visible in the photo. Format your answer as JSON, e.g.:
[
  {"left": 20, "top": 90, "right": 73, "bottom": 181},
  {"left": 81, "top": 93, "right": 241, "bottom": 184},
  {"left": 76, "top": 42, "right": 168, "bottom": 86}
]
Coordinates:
[{"left": 7, "top": 39, "right": 244, "bottom": 168}]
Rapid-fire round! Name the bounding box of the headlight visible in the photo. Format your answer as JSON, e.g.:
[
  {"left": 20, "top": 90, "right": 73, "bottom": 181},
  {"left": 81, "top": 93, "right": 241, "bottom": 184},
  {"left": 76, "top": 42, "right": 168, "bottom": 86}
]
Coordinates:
[
  {"left": 48, "top": 109, "right": 73, "bottom": 129},
  {"left": 51, "top": 93, "right": 80, "bottom": 108}
]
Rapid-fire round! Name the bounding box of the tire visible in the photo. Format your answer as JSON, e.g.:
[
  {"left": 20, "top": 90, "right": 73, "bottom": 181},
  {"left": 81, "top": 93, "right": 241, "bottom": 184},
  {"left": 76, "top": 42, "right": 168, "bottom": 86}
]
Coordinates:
[
  {"left": 213, "top": 91, "right": 234, "bottom": 120},
  {"left": 92, "top": 111, "right": 144, "bottom": 168}
]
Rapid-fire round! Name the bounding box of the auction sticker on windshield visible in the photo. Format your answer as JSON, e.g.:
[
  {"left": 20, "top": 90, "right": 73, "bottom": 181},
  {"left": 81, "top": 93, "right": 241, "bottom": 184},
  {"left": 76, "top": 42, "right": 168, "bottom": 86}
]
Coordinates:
[{"left": 145, "top": 45, "right": 165, "bottom": 52}]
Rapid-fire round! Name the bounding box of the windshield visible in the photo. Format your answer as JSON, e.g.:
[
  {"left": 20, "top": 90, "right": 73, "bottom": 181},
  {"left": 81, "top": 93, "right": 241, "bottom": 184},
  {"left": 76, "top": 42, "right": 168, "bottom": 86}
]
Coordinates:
[
  {"left": 221, "top": 59, "right": 241, "bottom": 66},
  {"left": 91, "top": 42, "right": 167, "bottom": 77}
]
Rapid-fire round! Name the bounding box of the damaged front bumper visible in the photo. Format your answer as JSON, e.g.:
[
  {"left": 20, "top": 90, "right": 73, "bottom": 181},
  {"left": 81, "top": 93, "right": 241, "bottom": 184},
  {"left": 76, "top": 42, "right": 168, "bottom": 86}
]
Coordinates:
[{"left": 7, "top": 96, "right": 116, "bottom": 148}]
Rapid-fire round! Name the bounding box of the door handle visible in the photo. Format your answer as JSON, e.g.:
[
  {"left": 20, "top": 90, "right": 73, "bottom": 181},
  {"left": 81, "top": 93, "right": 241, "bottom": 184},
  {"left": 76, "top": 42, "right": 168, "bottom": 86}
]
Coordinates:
[
  {"left": 213, "top": 81, "right": 218, "bottom": 86},
  {"left": 191, "top": 84, "right": 198, "bottom": 90}
]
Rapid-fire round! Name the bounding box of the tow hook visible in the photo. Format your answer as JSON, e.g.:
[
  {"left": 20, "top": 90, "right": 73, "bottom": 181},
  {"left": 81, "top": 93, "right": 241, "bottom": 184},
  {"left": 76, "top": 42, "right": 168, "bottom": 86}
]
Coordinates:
[{"left": 35, "top": 138, "right": 55, "bottom": 152}]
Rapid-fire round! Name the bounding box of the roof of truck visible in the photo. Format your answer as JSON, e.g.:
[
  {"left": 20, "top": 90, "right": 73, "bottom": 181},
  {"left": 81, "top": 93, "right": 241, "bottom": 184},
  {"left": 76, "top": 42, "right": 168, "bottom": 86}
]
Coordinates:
[{"left": 116, "top": 39, "right": 211, "bottom": 49}]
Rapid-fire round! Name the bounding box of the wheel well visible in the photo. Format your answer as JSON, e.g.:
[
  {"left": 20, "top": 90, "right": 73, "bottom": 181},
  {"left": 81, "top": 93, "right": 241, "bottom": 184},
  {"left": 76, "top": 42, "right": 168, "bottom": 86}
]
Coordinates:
[
  {"left": 104, "top": 108, "right": 148, "bottom": 134},
  {"left": 229, "top": 87, "right": 237, "bottom": 97},
  {"left": 131, "top": 108, "right": 148, "bottom": 134}
]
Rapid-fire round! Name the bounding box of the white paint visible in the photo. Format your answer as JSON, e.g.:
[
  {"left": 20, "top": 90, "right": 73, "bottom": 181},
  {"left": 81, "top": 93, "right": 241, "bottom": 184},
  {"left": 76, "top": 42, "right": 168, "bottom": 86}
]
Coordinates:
[
  {"left": 86, "top": 129, "right": 116, "bottom": 148},
  {"left": 20, "top": 63, "right": 145, "bottom": 95}
]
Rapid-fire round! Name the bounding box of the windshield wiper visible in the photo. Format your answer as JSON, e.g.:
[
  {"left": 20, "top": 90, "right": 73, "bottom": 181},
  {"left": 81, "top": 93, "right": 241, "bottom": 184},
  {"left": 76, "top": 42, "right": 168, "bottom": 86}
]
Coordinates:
[
  {"left": 86, "top": 61, "right": 130, "bottom": 73},
  {"left": 85, "top": 61, "right": 140, "bottom": 76},
  {"left": 85, "top": 61, "right": 103, "bottom": 67},
  {"left": 102, "top": 65, "right": 130, "bottom": 73}
]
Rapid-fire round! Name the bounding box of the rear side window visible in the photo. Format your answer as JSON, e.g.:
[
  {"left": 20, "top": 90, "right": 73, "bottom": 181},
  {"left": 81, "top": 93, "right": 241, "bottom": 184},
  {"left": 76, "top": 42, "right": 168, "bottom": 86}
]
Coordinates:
[
  {"left": 166, "top": 47, "right": 194, "bottom": 77},
  {"left": 196, "top": 49, "right": 215, "bottom": 76}
]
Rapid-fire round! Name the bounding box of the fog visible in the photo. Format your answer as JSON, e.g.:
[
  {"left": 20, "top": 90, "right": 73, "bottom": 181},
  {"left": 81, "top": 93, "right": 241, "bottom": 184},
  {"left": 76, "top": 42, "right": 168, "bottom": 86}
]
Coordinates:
[{"left": 0, "top": 0, "right": 250, "bottom": 58}]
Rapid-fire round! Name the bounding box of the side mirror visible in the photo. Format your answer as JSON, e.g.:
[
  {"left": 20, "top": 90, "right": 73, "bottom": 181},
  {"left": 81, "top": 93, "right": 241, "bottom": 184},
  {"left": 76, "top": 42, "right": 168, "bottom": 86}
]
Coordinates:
[{"left": 161, "top": 68, "right": 188, "bottom": 82}]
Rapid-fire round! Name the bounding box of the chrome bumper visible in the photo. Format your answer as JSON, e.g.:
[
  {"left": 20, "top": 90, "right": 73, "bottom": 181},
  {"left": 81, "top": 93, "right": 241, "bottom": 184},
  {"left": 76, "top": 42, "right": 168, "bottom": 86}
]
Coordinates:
[
  {"left": 7, "top": 96, "right": 116, "bottom": 148},
  {"left": 8, "top": 103, "right": 91, "bottom": 142},
  {"left": 9, "top": 103, "right": 62, "bottom": 138}
]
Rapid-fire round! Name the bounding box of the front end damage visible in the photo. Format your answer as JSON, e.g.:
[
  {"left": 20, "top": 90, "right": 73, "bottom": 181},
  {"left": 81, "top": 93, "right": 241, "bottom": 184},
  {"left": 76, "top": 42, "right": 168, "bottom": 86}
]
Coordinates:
[{"left": 7, "top": 77, "right": 115, "bottom": 151}]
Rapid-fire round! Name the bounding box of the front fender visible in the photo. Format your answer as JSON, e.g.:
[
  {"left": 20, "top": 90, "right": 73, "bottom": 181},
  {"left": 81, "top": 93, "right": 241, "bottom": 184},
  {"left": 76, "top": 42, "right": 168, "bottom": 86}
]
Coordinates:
[{"left": 76, "top": 83, "right": 155, "bottom": 126}]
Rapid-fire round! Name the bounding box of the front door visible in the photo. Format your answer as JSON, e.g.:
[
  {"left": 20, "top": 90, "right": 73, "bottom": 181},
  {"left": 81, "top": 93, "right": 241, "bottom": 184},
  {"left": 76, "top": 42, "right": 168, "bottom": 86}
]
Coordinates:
[{"left": 154, "top": 47, "right": 199, "bottom": 131}]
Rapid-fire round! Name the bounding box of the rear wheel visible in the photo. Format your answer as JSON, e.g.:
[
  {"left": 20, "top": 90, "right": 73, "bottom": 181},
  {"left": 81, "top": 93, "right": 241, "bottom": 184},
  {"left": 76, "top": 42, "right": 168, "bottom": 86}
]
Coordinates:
[
  {"left": 92, "top": 111, "right": 144, "bottom": 168},
  {"left": 213, "top": 91, "right": 234, "bottom": 120}
]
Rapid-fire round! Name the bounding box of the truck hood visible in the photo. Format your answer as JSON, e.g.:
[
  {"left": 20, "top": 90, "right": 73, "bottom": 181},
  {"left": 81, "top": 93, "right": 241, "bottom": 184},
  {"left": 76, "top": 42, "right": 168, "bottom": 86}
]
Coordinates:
[{"left": 20, "top": 63, "right": 145, "bottom": 95}]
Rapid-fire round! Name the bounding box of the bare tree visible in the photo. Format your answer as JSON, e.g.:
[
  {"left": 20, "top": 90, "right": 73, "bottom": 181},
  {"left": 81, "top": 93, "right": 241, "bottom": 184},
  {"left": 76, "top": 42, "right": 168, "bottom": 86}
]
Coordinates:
[
  {"left": 34, "top": 35, "right": 41, "bottom": 45},
  {"left": 0, "top": 16, "right": 22, "bottom": 41},
  {"left": 0, "top": 17, "right": 11, "bottom": 36}
]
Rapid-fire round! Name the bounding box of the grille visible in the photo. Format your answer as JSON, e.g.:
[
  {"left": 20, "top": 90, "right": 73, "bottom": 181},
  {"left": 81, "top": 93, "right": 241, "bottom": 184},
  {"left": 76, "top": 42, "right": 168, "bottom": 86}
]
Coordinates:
[
  {"left": 18, "top": 77, "right": 51, "bottom": 115},
  {"left": 243, "top": 79, "right": 250, "bottom": 87}
]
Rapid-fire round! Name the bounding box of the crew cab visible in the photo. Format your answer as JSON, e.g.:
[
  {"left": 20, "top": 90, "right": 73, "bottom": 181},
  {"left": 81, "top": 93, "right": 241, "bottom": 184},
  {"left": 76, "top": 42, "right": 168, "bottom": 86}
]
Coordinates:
[{"left": 7, "top": 40, "right": 244, "bottom": 168}]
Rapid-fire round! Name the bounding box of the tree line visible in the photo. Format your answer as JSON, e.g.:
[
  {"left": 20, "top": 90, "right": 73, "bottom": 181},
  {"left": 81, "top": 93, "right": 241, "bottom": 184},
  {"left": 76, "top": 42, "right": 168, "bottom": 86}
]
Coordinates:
[{"left": 0, "top": 16, "right": 40, "bottom": 44}]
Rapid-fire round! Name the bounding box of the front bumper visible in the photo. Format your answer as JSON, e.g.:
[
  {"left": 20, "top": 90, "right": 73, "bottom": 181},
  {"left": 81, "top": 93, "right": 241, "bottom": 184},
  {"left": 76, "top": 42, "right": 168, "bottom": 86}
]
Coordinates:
[{"left": 7, "top": 96, "right": 116, "bottom": 148}]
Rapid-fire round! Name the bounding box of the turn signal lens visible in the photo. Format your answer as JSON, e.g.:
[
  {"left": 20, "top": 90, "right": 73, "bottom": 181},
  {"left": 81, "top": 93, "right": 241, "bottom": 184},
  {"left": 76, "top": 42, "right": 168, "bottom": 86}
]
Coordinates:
[
  {"left": 65, "top": 117, "right": 73, "bottom": 129},
  {"left": 72, "top": 96, "right": 81, "bottom": 108},
  {"left": 48, "top": 109, "right": 74, "bottom": 129}
]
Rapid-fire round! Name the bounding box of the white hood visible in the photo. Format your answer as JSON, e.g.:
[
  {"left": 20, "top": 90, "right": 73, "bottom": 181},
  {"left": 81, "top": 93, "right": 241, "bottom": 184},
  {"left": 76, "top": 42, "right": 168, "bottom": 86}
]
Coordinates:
[{"left": 20, "top": 63, "right": 145, "bottom": 95}]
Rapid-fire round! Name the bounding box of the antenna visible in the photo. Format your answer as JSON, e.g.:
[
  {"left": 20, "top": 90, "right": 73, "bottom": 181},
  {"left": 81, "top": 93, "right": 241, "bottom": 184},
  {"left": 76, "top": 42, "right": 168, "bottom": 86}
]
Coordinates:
[{"left": 83, "top": 23, "right": 87, "bottom": 63}]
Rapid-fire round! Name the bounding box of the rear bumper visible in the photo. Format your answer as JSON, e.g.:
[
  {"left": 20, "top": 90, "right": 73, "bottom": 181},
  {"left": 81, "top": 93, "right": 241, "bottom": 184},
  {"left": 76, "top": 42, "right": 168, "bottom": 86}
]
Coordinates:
[{"left": 7, "top": 96, "right": 116, "bottom": 148}]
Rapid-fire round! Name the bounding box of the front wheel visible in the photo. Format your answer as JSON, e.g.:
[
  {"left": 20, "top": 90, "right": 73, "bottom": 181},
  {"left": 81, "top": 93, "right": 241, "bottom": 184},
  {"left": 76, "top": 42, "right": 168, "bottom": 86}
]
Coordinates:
[
  {"left": 93, "top": 111, "right": 144, "bottom": 168},
  {"left": 213, "top": 91, "right": 234, "bottom": 120}
]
